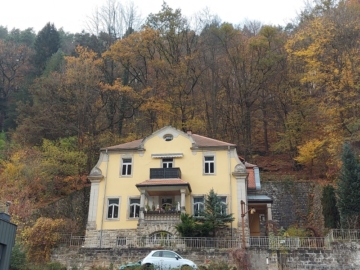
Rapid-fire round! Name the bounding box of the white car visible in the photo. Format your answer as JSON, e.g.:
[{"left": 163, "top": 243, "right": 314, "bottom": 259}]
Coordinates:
[{"left": 141, "top": 250, "right": 198, "bottom": 269}]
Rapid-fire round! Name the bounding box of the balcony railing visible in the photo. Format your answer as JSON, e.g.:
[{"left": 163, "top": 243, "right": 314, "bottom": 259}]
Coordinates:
[
  {"left": 150, "top": 168, "right": 181, "bottom": 179},
  {"left": 144, "top": 211, "right": 181, "bottom": 222}
]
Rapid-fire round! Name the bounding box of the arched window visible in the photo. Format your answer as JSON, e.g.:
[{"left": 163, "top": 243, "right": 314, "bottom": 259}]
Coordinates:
[
  {"left": 149, "top": 231, "right": 173, "bottom": 244},
  {"left": 129, "top": 198, "right": 140, "bottom": 218}
]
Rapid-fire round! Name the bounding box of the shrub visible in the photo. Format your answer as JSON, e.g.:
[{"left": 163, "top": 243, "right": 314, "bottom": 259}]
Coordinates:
[{"left": 10, "top": 243, "right": 27, "bottom": 270}]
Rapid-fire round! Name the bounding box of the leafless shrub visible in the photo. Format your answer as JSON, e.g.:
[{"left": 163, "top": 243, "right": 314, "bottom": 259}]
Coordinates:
[{"left": 230, "top": 248, "right": 251, "bottom": 270}]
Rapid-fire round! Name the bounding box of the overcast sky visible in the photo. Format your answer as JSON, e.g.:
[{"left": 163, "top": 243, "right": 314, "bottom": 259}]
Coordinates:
[{"left": 1, "top": 0, "right": 307, "bottom": 33}]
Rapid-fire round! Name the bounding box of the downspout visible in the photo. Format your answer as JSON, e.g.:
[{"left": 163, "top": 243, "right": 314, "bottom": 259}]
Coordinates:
[
  {"left": 228, "top": 145, "right": 233, "bottom": 239},
  {"left": 100, "top": 149, "right": 109, "bottom": 248}
]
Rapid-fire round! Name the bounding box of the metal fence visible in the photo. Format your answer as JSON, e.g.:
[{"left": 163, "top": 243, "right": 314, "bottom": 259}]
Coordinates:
[
  {"left": 57, "top": 235, "right": 327, "bottom": 250},
  {"left": 57, "top": 230, "right": 360, "bottom": 250},
  {"left": 249, "top": 236, "right": 326, "bottom": 249},
  {"left": 326, "top": 229, "right": 360, "bottom": 242}
]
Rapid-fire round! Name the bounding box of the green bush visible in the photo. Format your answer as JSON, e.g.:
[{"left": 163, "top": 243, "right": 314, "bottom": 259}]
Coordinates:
[{"left": 10, "top": 243, "right": 27, "bottom": 270}]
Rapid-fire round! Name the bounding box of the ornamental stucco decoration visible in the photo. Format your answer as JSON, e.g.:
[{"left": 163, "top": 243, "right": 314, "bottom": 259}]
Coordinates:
[
  {"left": 234, "top": 163, "right": 247, "bottom": 173},
  {"left": 89, "top": 166, "right": 103, "bottom": 177}
]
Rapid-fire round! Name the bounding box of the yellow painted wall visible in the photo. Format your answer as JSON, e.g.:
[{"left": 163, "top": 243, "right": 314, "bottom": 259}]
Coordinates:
[{"left": 93, "top": 129, "right": 242, "bottom": 230}]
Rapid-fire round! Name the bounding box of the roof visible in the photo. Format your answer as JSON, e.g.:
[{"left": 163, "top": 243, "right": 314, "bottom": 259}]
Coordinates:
[
  {"left": 101, "top": 126, "right": 236, "bottom": 151},
  {"left": 247, "top": 195, "right": 273, "bottom": 203},
  {"left": 247, "top": 168, "right": 256, "bottom": 189},
  {"left": 103, "top": 139, "right": 143, "bottom": 151},
  {"left": 136, "top": 178, "right": 191, "bottom": 190},
  {"left": 190, "top": 134, "right": 235, "bottom": 147},
  {"left": 136, "top": 178, "right": 192, "bottom": 195}
]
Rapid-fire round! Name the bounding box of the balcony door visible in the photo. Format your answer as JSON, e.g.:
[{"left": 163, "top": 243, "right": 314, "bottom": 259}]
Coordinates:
[{"left": 160, "top": 197, "right": 173, "bottom": 210}]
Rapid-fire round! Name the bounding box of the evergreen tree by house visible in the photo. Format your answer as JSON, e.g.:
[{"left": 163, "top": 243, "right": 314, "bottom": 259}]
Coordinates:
[
  {"left": 321, "top": 184, "right": 340, "bottom": 228},
  {"left": 197, "top": 188, "right": 235, "bottom": 237},
  {"left": 175, "top": 213, "right": 211, "bottom": 237},
  {"left": 337, "top": 144, "right": 360, "bottom": 228}
]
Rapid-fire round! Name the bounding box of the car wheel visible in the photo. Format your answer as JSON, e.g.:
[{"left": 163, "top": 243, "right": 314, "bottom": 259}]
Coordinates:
[
  {"left": 141, "top": 263, "right": 153, "bottom": 269},
  {"left": 181, "top": 265, "right": 192, "bottom": 270}
]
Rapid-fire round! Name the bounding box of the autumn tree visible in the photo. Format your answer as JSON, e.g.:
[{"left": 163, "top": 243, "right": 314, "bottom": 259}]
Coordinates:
[
  {"left": 22, "top": 217, "right": 67, "bottom": 263},
  {"left": 144, "top": 2, "right": 203, "bottom": 132},
  {"left": 285, "top": 0, "right": 360, "bottom": 174},
  {"left": 203, "top": 22, "right": 285, "bottom": 158},
  {"left": 0, "top": 39, "right": 33, "bottom": 131}
]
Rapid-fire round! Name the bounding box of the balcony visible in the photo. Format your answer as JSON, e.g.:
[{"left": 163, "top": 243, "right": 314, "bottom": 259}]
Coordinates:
[
  {"left": 150, "top": 168, "right": 181, "bottom": 179},
  {"left": 144, "top": 210, "right": 181, "bottom": 223}
]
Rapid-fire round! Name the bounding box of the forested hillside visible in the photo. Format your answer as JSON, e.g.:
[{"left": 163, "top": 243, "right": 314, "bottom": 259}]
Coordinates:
[{"left": 1, "top": 0, "right": 360, "bottom": 232}]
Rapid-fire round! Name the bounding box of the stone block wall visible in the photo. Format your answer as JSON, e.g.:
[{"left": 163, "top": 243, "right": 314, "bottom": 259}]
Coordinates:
[
  {"left": 52, "top": 247, "right": 235, "bottom": 269},
  {"left": 254, "top": 181, "right": 325, "bottom": 234},
  {"left": 52, "top": 242, "right": 360, "bottom": 269}
]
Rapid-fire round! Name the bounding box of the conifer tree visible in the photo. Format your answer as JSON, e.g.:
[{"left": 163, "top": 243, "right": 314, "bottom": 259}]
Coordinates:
[
  {"left": 321, "top": 185, "right": 340, "bottom": 228},
  {"left": 33, "top": 22, "right": 60, "bottom": 74},
  {"left": 337, "top": 144, "right": 360, "bottom": 228},
  {"left": 198, "top": 188, "right": 234, "bottom": 237}
]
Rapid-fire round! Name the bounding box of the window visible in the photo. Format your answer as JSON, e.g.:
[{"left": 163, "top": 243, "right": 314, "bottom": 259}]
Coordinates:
[
  {"left": 163, "top": 250, "right": 177, "bottom": 258},
  {"left": 129, "top": 198, "right": 140, "bottom": 218},
  {"left": 204, "top": 156, "right": 215, "bottom": 174},
  {"left": 162, "top": 158, "right": 173, "bottom": 168},
  {"left": 116, "top": 236, "right": 126, "bottom": 246},
  {"left": 152, "top": 251, "right": 162, "bottom": 257},
  {"left": 193, "top": 196, "right": 204, "bottom": 217},
  {"left": 107, "top": 198, "right": 119, "bottom": 219},
  {"left": 121, "top": 158, "right": 132, "bottom": 176},
  {"left": 219, "top": 196, "right": 227, "bottom": 214}
]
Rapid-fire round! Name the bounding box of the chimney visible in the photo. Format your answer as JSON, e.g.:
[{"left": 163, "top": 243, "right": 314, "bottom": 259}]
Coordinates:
[
  {"left": 187, "top": 130, "right": 192, "bottom": 135},
  {"left": 5, "top": 201, "right": 11, "bottom": 214}
]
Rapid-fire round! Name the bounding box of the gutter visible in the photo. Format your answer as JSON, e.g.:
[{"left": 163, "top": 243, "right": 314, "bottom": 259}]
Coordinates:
[{"left": 99, "top": 149, "right": 109, "bottom": 248}]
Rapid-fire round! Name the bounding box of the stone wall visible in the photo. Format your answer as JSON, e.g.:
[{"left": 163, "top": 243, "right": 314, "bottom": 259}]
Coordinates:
[
  {"left": 257, "top": 181, "right": 325, "bottom": 235},
  {"left": 52, "top": 247, "right": 235, "bottom": 269},
  {"left": 51, "top": 242, "right": 360, "bottom": 270}
]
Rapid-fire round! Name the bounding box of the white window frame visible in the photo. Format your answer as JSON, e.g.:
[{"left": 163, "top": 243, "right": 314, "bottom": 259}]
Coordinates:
[
  {"left": 120, "top": 156, "right": 133, "bottom": 177},
  {"left": 204, "top": 155, "right": 215, "bottom": 175},
  {"left": 192, "top": 195, "right": 205, "bottom": 217},
  {"left": 218, "top": 196, "right": 227, "bottom": 214},
  {"left": 106, "top": 197, "right": 120, "bottom": 220},
  {"left": 128, "top": 197, "right": 140, "bottom": 219},
  {"left": 162, "top": 158, "right": 174, "bottom": 168}
]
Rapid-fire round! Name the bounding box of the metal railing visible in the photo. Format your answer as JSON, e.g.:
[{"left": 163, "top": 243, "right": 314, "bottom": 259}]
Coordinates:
[
  {"left": 57, "top": 235, "right": 328, "bottom": 250},
  {"left": 327, "top": 229, "right": 360, "bottom": 242},
  {"left": 57, "top": 230, "right": 360, "bottom": 250},
  {"left": 150, "top": 168, "right": 181, "bottom": 179},
  {"left": 249, "top": 236, "right": 325, "bottom": 249}
]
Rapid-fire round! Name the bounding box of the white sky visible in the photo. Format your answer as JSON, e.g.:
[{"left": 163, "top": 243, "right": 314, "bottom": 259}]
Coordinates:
[{"left": 1, "top": 0, "right": 307, "bottom": 34}]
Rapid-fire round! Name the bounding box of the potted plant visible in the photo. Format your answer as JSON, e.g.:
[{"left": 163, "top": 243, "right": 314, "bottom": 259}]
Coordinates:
[{"left": 146, "top": 204, "right": 151, "bottom": 211}]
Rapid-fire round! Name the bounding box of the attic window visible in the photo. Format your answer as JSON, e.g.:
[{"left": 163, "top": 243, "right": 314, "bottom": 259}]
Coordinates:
[{"left": 163, "top": 134, "right": 173, "bottom": 141}]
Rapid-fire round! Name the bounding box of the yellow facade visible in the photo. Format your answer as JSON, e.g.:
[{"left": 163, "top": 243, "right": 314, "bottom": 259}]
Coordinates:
[{"left": 87, "top": 126, "right": 250, "bottom": 235}]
